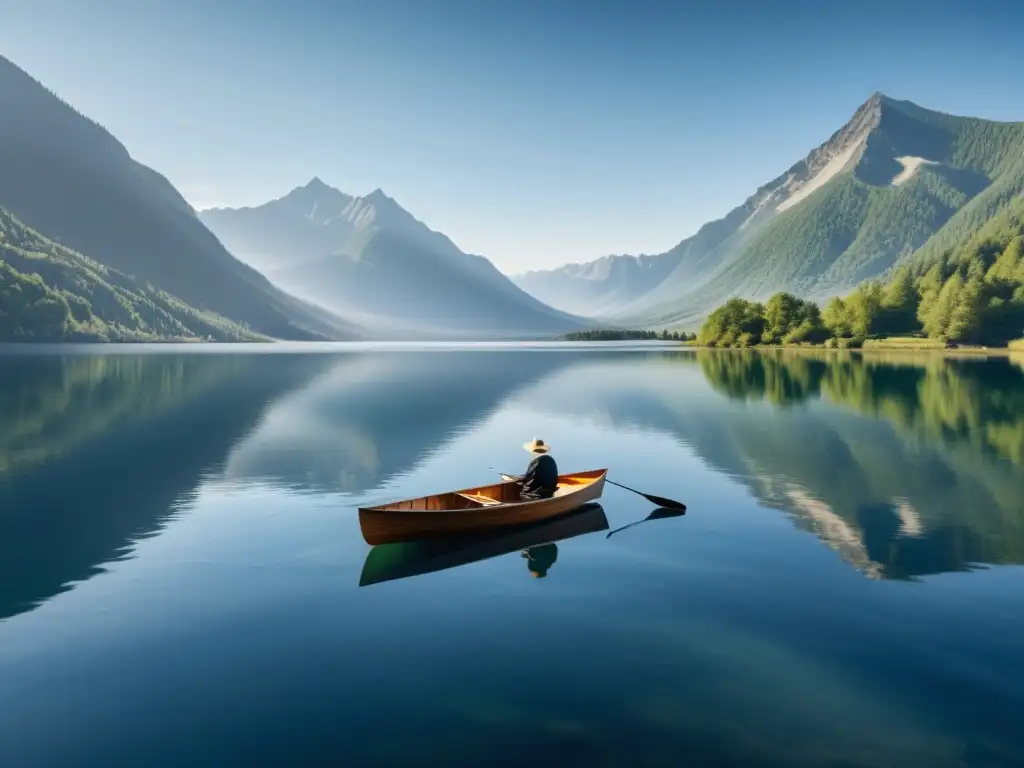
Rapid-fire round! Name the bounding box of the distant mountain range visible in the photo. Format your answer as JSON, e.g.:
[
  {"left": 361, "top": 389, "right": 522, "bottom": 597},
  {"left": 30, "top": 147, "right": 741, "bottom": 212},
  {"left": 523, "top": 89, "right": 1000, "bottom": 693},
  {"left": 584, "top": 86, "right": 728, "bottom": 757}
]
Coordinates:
[
  {"left": 0, "top": 55, "right": 586, "bottom": 342},
  {"left": 515, "top": 93, "right": 1024, "bottom": 328},
  {"left": 5, "top": 49, "right": 1023, "bottom": 340},
  {"left": 512, "top": 252, "right": 684, "bottom": 318},
  {"left": 199, "top": 181, "right": 591, "bottom": 339}
]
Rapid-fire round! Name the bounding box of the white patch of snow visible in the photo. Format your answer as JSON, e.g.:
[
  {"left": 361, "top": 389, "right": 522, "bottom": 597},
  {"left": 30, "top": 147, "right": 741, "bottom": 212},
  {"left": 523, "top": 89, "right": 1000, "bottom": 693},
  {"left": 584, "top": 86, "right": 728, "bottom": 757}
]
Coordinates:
[
  {"left": 784, "top": 486, "right": 884, "bottom": 579},
  {"left": 748, "top": 471, "right": 884, "bottom": 578},
  {"left": 777, "top": 138, "right": 866, "bottom": 212},
  {"left": 893, "top": 499, "right": 923, "bottom": 537},
  {"left": 890, "top": 156, "right": 938, "bottom": 186}
]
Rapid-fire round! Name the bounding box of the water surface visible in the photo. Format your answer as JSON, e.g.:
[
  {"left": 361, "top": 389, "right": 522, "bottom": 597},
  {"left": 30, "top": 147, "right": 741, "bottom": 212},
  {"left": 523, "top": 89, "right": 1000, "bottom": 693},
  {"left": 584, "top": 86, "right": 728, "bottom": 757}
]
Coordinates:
[{"left": 1, "top": 346, "right": 1022, "bottom": 767}]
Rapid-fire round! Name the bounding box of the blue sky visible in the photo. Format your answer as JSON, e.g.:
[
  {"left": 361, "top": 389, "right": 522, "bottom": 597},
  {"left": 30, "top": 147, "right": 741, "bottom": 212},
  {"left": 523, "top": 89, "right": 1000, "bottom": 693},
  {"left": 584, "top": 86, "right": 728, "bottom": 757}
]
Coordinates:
[{"left": 2, "top": 0, "right": 1022, "bottom": 273}]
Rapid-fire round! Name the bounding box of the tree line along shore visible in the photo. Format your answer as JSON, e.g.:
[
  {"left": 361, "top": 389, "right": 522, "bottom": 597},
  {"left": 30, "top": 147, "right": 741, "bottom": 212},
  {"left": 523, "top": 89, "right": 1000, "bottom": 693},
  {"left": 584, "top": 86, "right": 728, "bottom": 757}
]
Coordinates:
[{"left": 697, "top": 199, "right": 1024, "bottom": 349}]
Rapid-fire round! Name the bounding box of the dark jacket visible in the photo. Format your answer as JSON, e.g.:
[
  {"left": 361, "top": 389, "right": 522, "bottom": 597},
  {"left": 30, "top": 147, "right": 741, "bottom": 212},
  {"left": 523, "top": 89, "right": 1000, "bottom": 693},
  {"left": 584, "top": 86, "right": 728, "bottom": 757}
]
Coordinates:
[{"left": 519, "top": 453, "right": 558, "bottom": 500}]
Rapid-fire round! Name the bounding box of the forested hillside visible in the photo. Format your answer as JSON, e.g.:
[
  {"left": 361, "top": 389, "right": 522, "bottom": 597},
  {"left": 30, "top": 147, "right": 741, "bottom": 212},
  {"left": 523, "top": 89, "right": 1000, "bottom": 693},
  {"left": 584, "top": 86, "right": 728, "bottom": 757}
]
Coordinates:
[
  {"left": 0, "top": 207, "right": 263, "bottom": 342},
  {"left": 697, "top": 196, "right": 1024, "bottom": 347}
]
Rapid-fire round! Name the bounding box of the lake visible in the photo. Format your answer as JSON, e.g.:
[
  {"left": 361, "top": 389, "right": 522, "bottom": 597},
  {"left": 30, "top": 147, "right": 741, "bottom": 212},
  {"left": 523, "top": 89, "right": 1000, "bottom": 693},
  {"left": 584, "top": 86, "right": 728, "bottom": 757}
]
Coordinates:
[{"left": 1, "top": 345, "right": 1022, "bottom": 767}]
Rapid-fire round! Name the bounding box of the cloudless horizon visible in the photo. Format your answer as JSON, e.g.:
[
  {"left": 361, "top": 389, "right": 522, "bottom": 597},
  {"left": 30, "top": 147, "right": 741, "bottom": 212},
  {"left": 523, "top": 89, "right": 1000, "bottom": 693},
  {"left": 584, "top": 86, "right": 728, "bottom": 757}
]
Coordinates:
[{"left": 3, "top": 0, "right": 1023, "bottom": 273}]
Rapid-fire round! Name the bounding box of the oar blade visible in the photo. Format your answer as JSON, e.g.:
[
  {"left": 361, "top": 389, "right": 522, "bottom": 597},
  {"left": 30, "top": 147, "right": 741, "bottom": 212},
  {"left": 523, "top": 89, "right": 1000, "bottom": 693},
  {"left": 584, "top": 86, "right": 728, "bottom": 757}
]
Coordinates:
[
  {"left": 603, "top": 478, "right": 686, "bottom": 512},
  {"left": 641, "top": 494, "right": 686, "bottom": 512}
]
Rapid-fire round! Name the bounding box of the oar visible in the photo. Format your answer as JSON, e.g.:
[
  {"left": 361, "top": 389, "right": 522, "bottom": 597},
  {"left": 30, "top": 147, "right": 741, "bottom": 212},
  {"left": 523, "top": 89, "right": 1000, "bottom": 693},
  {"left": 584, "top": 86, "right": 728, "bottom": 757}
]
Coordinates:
[
  {"left": 606, "top": 507, "right": 687, "bottom": 539},
  {"left": 603, "top": 479, "right": 686, "bottom": 512},
  {"left": 491, "top": 469, "right": 686, "bottom": 513}
]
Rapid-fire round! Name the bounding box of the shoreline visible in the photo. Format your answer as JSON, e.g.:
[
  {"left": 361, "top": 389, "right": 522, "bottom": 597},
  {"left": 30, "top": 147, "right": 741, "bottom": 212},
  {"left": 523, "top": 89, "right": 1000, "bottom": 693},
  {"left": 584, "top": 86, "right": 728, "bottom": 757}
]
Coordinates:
[
  {"left": 1, "top": 337, "right": 1020, "bottom": 357},
  {"left": 676, "top": 340, "right": 1024, "bottom": 357}
]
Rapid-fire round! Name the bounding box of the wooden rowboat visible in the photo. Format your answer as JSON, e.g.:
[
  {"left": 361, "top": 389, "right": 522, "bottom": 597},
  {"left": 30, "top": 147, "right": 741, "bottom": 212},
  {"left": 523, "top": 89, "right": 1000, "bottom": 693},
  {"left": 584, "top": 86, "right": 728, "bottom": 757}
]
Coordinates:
[
  {"left": 358, "top": 502, "right": 609, "bottom": 587},
  {"left": 357, "top": 468, "right": 607, "bottom": 546}
]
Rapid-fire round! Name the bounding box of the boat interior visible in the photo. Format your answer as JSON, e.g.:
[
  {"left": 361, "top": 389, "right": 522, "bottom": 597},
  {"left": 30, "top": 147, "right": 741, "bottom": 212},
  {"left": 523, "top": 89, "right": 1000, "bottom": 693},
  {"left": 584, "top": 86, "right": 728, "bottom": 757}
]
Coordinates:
[{"left": 369, "top": 469, "right": 606, "bottom": 512}]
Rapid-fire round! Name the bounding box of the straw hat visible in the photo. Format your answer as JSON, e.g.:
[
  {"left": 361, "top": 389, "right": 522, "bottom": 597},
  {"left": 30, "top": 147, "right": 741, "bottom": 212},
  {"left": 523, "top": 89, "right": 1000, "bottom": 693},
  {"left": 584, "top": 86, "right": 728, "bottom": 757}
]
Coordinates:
[{"left": 522, "top": 437, "right": 551, "bottom": 454}]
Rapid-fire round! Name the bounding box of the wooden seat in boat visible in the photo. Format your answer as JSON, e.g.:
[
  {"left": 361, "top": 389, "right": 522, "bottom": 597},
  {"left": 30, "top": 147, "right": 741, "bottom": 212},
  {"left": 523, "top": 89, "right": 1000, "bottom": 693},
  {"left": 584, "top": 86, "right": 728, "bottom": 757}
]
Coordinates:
[
  {"left": 462, "top": 485, "right": 574, "bottom": 505},
  {"left": 456, "top": 492, "right": 501, "bottom": 506}
]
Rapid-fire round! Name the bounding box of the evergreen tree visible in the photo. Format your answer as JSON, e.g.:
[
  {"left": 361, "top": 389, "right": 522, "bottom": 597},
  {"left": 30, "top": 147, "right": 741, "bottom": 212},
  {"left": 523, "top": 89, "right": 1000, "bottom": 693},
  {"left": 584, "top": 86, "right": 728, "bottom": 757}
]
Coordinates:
[
  {"left": 878, "top": 270, "right": 919, "bottom": 334},
  {"left": 947, "top": 272, "right": 985, "bottom": 342},
  {"left": 916, "top": 263, "right": 947, "bottom": 333},
  {"left": 922, "top": 272, "right": 964, "bottom": 340}
]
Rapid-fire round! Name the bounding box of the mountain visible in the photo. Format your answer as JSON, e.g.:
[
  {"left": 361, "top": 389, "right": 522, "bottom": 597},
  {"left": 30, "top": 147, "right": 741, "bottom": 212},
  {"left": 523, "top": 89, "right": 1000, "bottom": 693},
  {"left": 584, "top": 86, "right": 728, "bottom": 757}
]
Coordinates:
[
  {"left": 511, "top": 251, "right": 684, "bottom": 317},
  {"left": 522, "top": 94, "right": 1024, "bottom": 329},
  {"left": 0, "top": 55, "right": 362, "bottom": 341},
  {"left": 199, "top": 181, "right": 592, "bottom": 339},
  {"left": 0, "top": 206, "right": 268, "bottom": 341}
]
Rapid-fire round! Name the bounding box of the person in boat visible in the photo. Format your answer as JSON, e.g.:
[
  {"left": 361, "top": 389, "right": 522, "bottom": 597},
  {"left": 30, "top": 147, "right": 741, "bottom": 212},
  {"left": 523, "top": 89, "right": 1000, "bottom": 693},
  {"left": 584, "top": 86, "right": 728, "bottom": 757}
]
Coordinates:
[{"left": 512, "top": 438, "right": 559, "bottom": 501}]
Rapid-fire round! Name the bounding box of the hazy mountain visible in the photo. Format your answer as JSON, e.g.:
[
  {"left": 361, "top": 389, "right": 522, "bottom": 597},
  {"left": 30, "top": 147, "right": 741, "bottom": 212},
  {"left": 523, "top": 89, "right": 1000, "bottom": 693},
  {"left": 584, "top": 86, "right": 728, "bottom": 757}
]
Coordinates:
[
  {"left": 0, "top": 55, "right": 362, "bottom": 341},
  {"left": 200, "top": 181, "right": 592, "bottom": 338},
  {"left": 522, "top": 94, "right": 1024, "bottom": 329},
  {"left": 511, "top": 251, "right": 684, "bottom": 317},
  {"left": 197, "top": 177, "right": 354, "bottom": 275}
]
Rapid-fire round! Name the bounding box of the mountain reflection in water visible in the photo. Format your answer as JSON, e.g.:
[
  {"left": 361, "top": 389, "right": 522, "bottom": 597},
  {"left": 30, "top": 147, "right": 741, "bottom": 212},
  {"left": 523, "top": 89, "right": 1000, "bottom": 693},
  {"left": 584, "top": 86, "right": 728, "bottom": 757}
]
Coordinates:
[
  {"left": 1, "top": 347, "right": 1022, "bottom": 617},
  {"left": 1, "top": 346, "right": 1022, "bottom": 768}
]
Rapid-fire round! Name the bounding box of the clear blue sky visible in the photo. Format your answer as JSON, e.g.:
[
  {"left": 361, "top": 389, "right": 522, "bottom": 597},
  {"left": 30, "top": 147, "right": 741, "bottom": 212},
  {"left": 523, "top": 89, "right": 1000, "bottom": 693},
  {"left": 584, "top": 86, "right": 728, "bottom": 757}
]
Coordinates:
[{"left": 2, "top": 0, "right": 1022, "bottom": 273}]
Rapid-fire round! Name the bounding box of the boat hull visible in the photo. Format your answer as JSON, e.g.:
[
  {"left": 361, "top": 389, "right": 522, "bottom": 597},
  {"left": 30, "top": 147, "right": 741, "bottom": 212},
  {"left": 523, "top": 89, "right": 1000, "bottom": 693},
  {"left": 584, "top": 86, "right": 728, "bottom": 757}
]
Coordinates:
[{"left": 358, "top": 469, "right": 607, "bottom": 545}]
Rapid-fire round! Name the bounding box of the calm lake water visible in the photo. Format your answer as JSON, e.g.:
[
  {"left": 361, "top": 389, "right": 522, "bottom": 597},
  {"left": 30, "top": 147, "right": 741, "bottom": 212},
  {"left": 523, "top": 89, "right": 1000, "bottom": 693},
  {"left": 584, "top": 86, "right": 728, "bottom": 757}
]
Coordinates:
[{"left": 1, "top": 345, "right": 1022, "bottom": 767}]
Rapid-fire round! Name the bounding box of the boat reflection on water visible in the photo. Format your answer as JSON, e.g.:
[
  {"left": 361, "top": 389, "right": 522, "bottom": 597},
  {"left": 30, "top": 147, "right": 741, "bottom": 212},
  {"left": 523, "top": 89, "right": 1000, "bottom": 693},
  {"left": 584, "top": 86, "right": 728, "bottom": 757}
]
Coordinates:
[{"left": 358, "top": 503, "right": 609, "bottom": 587}]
